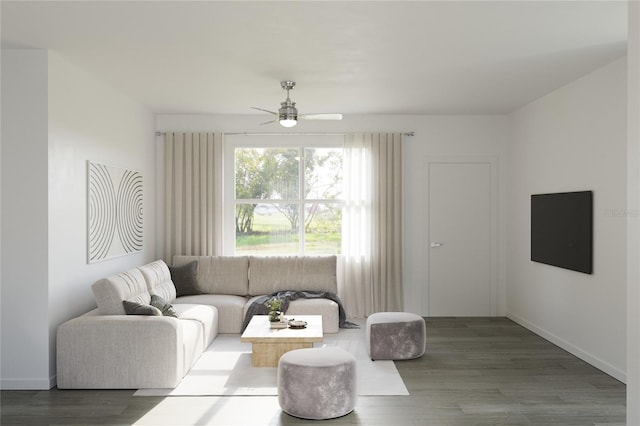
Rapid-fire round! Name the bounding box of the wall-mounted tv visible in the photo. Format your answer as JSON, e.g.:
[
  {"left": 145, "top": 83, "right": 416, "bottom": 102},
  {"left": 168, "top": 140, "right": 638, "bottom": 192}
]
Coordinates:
[{"left": 531, "top": 190, "right": 593, "bottom": 274}]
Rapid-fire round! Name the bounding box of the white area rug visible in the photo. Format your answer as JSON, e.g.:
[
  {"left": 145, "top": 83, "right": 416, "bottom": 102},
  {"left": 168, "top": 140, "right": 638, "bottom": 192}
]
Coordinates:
[{"left": 134, "top": 322, "right": 409, "bottom": 397}]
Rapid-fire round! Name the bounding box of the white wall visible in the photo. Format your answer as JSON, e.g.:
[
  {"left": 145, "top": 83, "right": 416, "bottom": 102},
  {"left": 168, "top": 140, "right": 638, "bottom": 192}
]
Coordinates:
[
  {"left": 507, "top": 57, "right": 627, "bottom": 382},
  {"left": 47, "top": 53, "right": 157, "bottom": 385},
  {"left": 627, "top": 0, "right": 640, "bottom": 422},
  {"left": 1, "top": 50, "right": 51, "bottom": 389},
  {"left": 156, "top": 114, "right": 509, "bottom": 317},
  {"left": 0, "top": 50, "right": 156, "bottom": 389}
]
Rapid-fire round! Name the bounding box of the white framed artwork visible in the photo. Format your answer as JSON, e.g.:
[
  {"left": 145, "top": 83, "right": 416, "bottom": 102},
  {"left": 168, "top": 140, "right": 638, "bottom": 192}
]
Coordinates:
[{"left": 87, "top": 161, "right": 143, "bottom": 263}]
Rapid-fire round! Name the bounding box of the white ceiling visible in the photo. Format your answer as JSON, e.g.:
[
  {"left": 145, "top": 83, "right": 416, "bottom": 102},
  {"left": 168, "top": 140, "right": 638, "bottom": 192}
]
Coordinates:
[{"left": 0, "top": 1, "right": 628, "bottom": 116}]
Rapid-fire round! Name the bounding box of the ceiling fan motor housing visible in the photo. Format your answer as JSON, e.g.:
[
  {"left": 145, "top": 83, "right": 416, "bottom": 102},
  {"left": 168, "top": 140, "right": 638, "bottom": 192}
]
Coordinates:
[{"left": 279, "top": 100, "right": 298, "bottom": 121}]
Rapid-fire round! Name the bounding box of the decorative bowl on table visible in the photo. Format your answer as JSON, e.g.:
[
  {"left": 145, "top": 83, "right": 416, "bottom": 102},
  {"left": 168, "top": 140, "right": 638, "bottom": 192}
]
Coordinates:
[{"left": 288, "top": 320, "right": 307, "bottom": 329}]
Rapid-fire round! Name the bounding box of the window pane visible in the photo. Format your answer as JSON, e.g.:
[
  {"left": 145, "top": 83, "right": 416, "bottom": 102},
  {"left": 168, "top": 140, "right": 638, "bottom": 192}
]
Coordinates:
[
  {"left": 236, "top": 203, "right": 299, "bottom": 254},
  {"left": 235, "top": 148, "right": 299, "bottom": 200},
  {"left": 304, "top": 148, "right": 343, "bottom": 200},
  {"left": 304, "top": 203, "right": 342, "bottom": 254}
]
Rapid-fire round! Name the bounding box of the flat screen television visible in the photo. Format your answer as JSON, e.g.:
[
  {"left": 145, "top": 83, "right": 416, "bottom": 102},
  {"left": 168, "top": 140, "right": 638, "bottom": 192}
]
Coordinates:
[{"left": 531, "top": 190, "right": 593, "bottom": 274}]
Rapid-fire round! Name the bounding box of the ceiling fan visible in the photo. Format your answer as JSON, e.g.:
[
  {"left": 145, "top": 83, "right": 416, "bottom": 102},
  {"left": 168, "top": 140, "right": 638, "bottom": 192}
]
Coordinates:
[{"left": 252, "top": 81, "right": 343, "bottom": 127}]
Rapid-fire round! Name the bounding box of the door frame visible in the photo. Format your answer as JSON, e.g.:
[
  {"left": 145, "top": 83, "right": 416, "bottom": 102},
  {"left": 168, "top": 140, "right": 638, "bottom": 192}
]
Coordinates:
[{"left": 423, "top": 156, "right": 499, "bottom": 316}]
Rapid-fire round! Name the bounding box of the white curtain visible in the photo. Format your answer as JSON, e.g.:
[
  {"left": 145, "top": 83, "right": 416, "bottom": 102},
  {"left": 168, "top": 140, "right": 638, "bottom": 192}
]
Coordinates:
[
  {"left": 340, "top": 132, "right": 404, "bottom": 317},
  {"left": 164, "top": 132, "right": 222, "bottom": 261}
]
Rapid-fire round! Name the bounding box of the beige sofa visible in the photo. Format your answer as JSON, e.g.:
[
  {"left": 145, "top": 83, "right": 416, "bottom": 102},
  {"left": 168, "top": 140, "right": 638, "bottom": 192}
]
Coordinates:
[{"left": 56, "top": 256, "right": 339, "bottom": 389}]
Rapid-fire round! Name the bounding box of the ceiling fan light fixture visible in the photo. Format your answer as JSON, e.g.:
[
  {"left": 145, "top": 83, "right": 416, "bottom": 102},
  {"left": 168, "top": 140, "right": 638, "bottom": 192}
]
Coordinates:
[{"left": 279, "top": 118, "right": 297, "bottom": 128}]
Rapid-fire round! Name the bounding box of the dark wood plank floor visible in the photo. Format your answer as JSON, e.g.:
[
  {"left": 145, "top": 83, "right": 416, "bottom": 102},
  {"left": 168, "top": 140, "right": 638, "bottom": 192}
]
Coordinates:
[{"left": 0, "top": 317, "right": 626, "bottom": 425}]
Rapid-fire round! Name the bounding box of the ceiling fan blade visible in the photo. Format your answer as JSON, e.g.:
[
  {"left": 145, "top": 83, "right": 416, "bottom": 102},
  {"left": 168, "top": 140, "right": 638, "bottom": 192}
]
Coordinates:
[
  {"left": 259, "top": 119, "right": 277, "bottom": 125},
  {"left": 251, "top": 107, "right": 278, "bottom": 115},
  {"left": 299, "top": 113, "right": 343, "bottom": 121}
]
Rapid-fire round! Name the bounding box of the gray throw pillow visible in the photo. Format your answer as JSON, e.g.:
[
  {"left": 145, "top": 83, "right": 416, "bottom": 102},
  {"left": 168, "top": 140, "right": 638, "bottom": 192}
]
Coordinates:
[
  {"left": 123, "top": 300, "right": 162, "bottom": 316},
  {"left": 150, "top": 294, "right": 178, "bottom": 318},
  {"left": 168, "top": 260, "right": 202, "bottom": 297}
]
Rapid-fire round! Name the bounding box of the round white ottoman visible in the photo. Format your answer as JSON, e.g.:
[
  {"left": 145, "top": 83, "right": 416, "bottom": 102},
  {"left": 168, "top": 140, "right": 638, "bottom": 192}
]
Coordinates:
[
  {"left": 366, "top": 312, "right": 426, "bottom": 360},
  {"left": 277, "top": 347, "right": 357, "bottom": 420}
]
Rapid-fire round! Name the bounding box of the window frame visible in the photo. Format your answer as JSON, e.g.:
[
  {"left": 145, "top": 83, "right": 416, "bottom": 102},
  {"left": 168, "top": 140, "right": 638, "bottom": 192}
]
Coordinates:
[{"left": 222, "top": 134, "right": 344, "bottom": 255}]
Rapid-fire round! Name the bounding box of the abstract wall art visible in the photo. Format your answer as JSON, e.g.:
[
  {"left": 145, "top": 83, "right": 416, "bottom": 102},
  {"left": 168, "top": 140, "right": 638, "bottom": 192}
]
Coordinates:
[{"left": 88, "top": 161, "right": 143, "bottom": 263}]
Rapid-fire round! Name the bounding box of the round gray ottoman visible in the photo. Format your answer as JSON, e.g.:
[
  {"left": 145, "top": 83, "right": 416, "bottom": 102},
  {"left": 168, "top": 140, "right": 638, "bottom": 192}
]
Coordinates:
[
  {"left": 277, "top": 347, "right": 357, "bottom": 420},
  {"left": 366, "top": 312, "right": 426, "bottom": 360}
]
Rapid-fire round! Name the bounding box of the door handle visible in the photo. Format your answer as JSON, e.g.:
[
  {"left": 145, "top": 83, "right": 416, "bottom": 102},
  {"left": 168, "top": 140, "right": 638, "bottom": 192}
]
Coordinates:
[{"left": 430, "top": 242, "right": 443, "bottom": 248}]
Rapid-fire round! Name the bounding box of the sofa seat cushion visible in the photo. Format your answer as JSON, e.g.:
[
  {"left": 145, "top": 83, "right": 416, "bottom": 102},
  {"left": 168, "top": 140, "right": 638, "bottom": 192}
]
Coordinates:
[
  {"left": 175, "top": 294, "right": 247, "bottom": 334},
  {"left": 173, "top": 304, "right": 219, "bottom": 350},
  {"left": 92, "top": 268, "right": 150, "bottom": 315}
]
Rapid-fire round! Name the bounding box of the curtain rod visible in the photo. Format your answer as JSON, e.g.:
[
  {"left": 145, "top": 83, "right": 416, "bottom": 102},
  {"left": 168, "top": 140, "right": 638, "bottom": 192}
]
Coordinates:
[{"left": 156, "top": 131, "right": 415, "bottom": 137}]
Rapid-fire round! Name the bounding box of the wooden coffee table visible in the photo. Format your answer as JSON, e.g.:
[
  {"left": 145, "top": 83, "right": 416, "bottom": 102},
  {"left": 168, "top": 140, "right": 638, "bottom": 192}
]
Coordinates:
[{"left": 240, "top": 315, "right": 323, "bottom": 367}]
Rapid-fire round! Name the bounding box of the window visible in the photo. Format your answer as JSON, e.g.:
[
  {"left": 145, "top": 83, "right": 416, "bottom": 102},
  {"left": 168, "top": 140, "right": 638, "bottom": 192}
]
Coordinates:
[{"left": 224, "top": 135, "right": 343, "bottom": 255}]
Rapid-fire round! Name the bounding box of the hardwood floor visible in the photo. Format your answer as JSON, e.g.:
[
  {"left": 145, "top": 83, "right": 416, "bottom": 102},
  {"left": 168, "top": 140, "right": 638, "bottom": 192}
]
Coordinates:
[{"left": 0, "top": 317, "right": 626, "bottom": 425}]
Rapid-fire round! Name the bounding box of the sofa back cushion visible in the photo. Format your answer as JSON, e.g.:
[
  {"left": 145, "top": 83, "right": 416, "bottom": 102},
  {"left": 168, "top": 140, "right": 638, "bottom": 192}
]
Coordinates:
[
  {"left": 92, "top": 268, "right": 151, "bottom": 315},
  {"left": 138, "top": 260, "right": 177, "bottom": 302},
  {"left": 248, "top": 256, "right": 337, "bottom": 296},
  {"left": 173, "top": 256, "right": 249, "bottom": 296}
]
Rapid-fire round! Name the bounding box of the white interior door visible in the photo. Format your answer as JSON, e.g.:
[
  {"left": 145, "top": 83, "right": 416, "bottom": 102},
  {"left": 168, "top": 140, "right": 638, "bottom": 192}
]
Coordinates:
[{"left": 426, "top": 159, "right": 497, "bottom": 316}]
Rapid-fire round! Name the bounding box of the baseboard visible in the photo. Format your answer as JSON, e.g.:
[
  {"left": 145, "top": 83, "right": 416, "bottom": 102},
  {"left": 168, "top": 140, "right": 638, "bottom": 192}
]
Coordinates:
[
  {"left": 0, "top": 375, "right": 56, "bottom": 390},
  {"left": 506, "top": 312, "right": 627, "bottom": 384}
]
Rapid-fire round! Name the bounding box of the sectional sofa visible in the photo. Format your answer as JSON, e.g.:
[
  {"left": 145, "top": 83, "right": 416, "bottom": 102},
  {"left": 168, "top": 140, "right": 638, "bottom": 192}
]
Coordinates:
[{"left": 56, "top": 255, "right": 340, "bottom": 389}]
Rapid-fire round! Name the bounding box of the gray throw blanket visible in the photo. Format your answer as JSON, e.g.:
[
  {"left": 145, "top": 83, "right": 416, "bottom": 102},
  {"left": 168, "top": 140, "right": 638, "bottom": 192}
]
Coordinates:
[{"left": 241, "top": 290, "right": 359, "bottom": 332}]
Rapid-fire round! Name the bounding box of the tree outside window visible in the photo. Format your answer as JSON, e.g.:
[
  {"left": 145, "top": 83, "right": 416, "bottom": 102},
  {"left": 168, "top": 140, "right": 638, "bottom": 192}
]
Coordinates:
[{"left": 234, "top": 146, "right": 343, "bottom": 254}]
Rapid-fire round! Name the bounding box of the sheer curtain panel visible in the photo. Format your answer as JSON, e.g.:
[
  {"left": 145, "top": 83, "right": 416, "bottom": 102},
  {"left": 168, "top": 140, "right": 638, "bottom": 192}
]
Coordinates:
[
  {"left": 164, "top": 132, "right": 221, "bottom": 261},
  {"left": 341, "top": 132, "right": 404, "bottom": 317}
]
